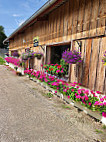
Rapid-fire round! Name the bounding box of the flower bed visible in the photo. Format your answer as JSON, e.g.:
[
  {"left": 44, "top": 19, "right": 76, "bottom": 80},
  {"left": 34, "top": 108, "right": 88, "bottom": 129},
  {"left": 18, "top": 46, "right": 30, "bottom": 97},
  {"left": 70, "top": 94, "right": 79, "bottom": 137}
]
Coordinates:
[
  {"left": 24, "top": 68, "right": 106, "bottom": 122},
  {"left": 5, "top": 57, "right": 21, "bottom": 66},
  {"left": 5, "top": 57, "right": 24, "bottom": 75},
  {"left": 43, "top": 59, "right": 69, "bottom": 78}
]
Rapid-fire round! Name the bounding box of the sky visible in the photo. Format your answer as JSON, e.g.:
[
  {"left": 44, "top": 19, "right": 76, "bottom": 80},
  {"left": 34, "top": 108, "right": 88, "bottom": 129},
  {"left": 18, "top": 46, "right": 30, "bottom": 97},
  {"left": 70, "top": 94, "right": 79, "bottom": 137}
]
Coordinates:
[{"left": 0, "top": 0, "right": 48, "bottom": 37}]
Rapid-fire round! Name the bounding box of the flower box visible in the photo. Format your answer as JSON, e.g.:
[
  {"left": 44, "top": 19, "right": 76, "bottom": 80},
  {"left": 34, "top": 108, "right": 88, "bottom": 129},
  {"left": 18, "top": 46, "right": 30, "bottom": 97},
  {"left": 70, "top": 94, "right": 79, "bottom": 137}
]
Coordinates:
[
  {"left": 24, "top": 68, "right": 106, "bottom": 125},
  {"left": 8, "top": 63, "right": 24, "bottom": 75}
]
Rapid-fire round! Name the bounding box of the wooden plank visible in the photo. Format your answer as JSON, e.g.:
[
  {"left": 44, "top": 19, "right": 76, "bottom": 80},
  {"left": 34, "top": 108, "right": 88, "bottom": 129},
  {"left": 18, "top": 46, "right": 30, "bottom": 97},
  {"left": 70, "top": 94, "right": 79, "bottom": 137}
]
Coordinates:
[
  {"left": 97, "top": 0, "right": 106, "bottom": 36},
  {"left": 49, "top": 13, "right": 52, "bottom": 43},
  {"left": 52, "top": 9, "right": 57, "bottom": 43},
  {"left": 88, "top": 38, "right": 100, "bottom": 90},
  {"left": 59, "top": 4, "right": 64, "bottom": 42},
  {"left": 78, "top": 40, "right": 86, "bottom": 84},
  {"left": 89, "top": 0, "right": 99, "bottom": 37},
  {"left": 63, "top": 1, "right": 69, "bottom": 41},
  {"left": 52, "top": 12, "right": 55, "bottom": 43},
  {"left": 77, "top": 0, "right": 85, "bottom": 39},
  {"left": 82, "top": 39, "right": 92, "bottom": 87},
  {"left": 82, "top": 0, "right": 92, "bottom": 38},
  {"left": 56, "top": 6, "right": 61, "bottom": 43},
  {"left": 67, "top": 0, "right": 74, "bottom": 41},
  {"left": 95, "top": 37, "right": 106, "bottom": 93},
  {"left": 72, "top": 0, "right": 80, "bottom": 40}
]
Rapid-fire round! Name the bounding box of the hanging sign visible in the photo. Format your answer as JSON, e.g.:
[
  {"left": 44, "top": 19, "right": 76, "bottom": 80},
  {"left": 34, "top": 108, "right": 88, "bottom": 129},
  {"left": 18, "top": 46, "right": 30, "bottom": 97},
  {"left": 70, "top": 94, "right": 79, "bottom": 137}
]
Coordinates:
[{"left": 33, "top": 36, "right": 39, "bottom": 47}]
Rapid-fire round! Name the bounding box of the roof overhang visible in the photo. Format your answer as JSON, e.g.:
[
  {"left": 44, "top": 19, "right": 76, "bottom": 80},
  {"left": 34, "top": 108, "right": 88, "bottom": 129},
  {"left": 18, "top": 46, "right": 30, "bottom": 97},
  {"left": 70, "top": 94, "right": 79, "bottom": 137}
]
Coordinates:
[{"left": 3, "top": 0, "right": 66, "bottom": 44}]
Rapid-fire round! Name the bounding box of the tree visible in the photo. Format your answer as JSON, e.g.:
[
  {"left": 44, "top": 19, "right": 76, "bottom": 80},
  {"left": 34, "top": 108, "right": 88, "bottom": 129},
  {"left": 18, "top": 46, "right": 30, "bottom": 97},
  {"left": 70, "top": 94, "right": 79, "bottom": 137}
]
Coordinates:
[{"left": 0, "top": 25, "right": 8, "bottom": 48}]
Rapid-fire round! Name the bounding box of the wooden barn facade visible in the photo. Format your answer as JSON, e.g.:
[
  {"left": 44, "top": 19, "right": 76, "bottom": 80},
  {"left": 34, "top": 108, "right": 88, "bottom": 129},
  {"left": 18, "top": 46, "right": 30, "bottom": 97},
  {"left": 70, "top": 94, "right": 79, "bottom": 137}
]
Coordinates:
[{"left": 4, "top": 0, "right": 106, "bottom": 94}]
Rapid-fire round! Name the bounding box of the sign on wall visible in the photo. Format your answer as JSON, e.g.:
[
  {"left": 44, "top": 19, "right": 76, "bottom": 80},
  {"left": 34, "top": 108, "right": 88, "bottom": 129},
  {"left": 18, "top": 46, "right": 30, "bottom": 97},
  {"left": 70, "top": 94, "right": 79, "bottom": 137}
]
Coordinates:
[{"left": 33, "top": 36, "right": 39, "bottom": 47}]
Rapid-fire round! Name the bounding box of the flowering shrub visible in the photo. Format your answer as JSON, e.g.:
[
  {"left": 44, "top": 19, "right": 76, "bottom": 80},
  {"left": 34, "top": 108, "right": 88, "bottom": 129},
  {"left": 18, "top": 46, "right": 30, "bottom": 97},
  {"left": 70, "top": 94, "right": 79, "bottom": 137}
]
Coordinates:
[
  {"left": 62, "top": 50, "right": 82, "bottom": 64},
  {"left": 102, "top": 51, "right": 106, "bottom": 65},
  {"left": 43, "top": 59, "right": 68, "bottom": 77},
  {"left": 5, "top": 57, "right": 21, "bottom": 66},
  {"left": 24, "top": 68, "right": 106, "bottom": 117}
]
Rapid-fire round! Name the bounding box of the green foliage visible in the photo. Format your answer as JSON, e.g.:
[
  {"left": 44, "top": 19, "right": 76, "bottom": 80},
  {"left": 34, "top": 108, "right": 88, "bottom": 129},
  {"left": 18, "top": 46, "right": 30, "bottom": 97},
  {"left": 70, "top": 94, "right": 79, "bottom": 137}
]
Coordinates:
[
  {"left": 44, "top": 93, "right": 53, "bottom": 98},
  {"left": 0, "top": 26, "right": 8, "bottom": 48},
  {"left": 43, "top": 59, "right": 69, "bottom": 77},
  {"left": 95, "top": 129, "right": 103, "bottom": 133},
  {"left": 0, "top": 56, "right": 5, "bottom": 65},
  {"left": 102, "top": 125, "right": 106, "bottom": 129},
  {"left": 61, "top": 104, "right": 71, "bottom": 109},
  {"left": 60, "top": 59, "right": 69, "bottom": 75}
]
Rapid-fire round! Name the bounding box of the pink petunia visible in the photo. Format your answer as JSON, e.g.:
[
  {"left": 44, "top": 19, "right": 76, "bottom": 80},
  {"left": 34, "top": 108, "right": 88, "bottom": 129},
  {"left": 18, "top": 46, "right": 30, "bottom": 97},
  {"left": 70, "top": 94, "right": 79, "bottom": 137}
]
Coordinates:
[
  {"left": 78, "top": 89, "right": 82, "bottom": 95},
  {"left": 94, "top": 101, "right": 100, "bottom": 106},
  {"left": 103, "top": 102, "right": 106, "bottom": 106},
  {"left": 67, "top": 96, "right": 70, "bottom": 99},
  {"left": 63, "top": 89, "right": 67, "bottom": 92},
  {"left": 67, "top": 87, "right": 70, "bottom": 90},
  {"left": 104, "top": 96, "right": 106, "bottom": 99},
  {"left": 76, "top": 95, "right": 81, "bottom": 99},
  {"left": 75, "top": 93, "right": 77, "bottom": 96},
  {"left": 96, "top": 91, "right": 101, "bottom": 94},
  {"left": 84, "top": 95, "right": 89, "bottom": 101},
  {"left": 55, "top": 91, "right": 57, "bottom": 93},
  {"left": 102, "top": 112, "right": 106, "bottom": 118},
  {"left": 88, "top": 102, "right": 91, "bottom": 106},
  {"left": 84, "top": 89, "right": 89, "bottom": 95},
  {"left": 56, "top": 70, "right": 60, "bottom": 73},
  {"left": 100, "top": 98, "right": 104, "bottom": 102},
  {"left": 99, "top": 103, "right": 104, "bottom": 106},
  {"left": 71, "top": 89, "right": 74, "bottom": 92}
]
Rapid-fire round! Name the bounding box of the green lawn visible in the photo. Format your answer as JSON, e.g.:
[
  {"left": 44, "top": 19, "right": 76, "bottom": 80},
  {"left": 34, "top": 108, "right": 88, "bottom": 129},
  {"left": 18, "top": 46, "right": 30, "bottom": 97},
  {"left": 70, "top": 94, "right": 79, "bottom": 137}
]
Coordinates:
[{"left": 0, "top": 56, "right": 5, "bottom": 65}]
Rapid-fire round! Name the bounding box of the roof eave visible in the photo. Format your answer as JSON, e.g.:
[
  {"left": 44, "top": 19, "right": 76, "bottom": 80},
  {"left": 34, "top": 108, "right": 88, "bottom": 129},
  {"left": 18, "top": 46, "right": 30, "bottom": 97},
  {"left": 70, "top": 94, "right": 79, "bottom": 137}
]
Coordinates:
[{"left": 3, "top": 0, "right": 58, "bottom": 44}]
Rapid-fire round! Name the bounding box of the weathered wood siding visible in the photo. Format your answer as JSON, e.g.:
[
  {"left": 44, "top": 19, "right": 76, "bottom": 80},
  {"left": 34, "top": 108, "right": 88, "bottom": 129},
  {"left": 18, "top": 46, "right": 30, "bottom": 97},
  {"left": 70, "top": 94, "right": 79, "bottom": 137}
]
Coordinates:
[
  {"left": 9, "top": 0, "right": 106, "bottom": 93},
  {"left": 9, "top": 0, "right": 106, "bottom": 49},
  {"left": 70, "top": 37, "right": 106, "bottom": 94}
]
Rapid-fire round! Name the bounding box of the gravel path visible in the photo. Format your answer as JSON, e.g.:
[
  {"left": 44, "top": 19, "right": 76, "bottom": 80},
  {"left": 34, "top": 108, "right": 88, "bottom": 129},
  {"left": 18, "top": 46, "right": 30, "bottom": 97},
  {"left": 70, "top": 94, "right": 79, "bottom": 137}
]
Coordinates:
[{"left": 0, "top": 65, "right": 106, "bottom": 142}]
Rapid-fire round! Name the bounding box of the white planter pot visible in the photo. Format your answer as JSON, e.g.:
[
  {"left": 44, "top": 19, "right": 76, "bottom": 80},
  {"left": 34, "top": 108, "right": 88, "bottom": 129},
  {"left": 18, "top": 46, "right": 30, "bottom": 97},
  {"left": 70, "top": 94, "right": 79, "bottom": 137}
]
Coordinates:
[
  {"left": 17, "top": 67, "right": 24, "bottom": 75},
  {"left": 6, "top": 62, "right": 9, "bottom": 65},
  {"left": 9, "top": 63, "right": 15, "bottom": 69}
]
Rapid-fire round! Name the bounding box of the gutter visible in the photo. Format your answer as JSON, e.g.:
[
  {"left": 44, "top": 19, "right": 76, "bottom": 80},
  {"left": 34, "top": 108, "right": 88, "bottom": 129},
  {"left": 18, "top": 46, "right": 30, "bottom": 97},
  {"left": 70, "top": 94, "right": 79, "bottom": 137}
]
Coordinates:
[{"left": 3, "top": 0, "right": 57, "bottom": 44}]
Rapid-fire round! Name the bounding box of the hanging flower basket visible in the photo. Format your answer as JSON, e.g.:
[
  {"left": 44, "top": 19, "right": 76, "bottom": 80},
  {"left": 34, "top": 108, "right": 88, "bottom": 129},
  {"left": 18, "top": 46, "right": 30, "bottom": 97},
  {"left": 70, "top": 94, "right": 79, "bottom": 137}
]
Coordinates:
[
  {"left": 36, "top": 53, "right": 43, "bottom": 60},
  {"left": 62, "top": 50, "right": 82, "bottom": 64}
]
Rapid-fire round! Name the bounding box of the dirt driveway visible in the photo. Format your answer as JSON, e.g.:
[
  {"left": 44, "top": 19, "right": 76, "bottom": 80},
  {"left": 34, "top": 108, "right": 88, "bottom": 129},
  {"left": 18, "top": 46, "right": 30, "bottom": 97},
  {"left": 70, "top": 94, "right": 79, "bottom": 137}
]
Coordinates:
[{"left": 0, "top": 65, "right": 106, "bottom": 142}]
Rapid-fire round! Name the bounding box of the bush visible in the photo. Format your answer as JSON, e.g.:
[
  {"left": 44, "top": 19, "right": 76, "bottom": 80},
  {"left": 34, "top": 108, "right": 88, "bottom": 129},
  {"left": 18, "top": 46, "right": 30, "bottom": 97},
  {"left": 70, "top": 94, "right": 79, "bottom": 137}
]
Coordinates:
[{"left": 0, "top": 56, "right": 5, "bottom": 65}]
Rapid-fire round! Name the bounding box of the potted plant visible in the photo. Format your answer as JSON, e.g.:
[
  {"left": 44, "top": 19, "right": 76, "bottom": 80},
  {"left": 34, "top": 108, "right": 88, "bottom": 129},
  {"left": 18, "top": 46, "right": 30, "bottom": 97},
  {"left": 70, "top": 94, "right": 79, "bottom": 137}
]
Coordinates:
[
  {"left": 62, "top": 49, "right": 82, "bottom": 82},
  {"left": 12, "top": 51, "right": 20, "bottom": 58},
  {"left": 21, "top": 53, "right": 28, "bottom": 60},
  {"left": 36, "top": 52, "right": 43, "bottom": 60},
  {"left": 62, "top": 49, "right": 82, "bottom": 64}
]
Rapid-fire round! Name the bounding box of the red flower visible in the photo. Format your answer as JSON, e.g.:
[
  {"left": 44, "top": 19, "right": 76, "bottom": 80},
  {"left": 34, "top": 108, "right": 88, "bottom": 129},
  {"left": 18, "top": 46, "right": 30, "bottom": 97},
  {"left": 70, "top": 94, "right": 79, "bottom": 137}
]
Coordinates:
[
  {"left": 49, "top": 67, "right": 51, "bottom": 71},
  {"left": 57, "top": 65, "right": 62, "bottom": 69}
]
